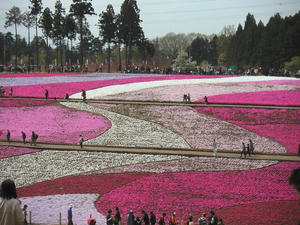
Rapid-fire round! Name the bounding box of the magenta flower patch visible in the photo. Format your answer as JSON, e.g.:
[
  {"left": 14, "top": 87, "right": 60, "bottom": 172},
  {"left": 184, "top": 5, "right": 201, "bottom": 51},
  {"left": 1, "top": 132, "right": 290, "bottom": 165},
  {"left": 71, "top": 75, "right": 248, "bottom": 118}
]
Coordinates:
[
  {"left": 17, "top": 172, "right": 152, "bottom": 197},
  {"left": 0, "top": 146, "right": 40, "bottom": 159},
  {"left": 96, "top": 162, "right": 299, "bottom": 221},
  {"left": 0, "top": 104, "right": 111, "bottom": 144},
  {"left": 195, "top": 90, "right": 300, "bottom": 105},
  {"left": 212, "top": 200, "right": 300, "bottom": 225}
]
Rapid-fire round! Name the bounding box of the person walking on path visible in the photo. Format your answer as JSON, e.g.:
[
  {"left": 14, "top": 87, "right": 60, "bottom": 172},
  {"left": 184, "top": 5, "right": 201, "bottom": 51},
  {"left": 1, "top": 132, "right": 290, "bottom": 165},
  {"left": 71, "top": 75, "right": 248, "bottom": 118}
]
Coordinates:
[
  {"left": 208, "top": 211, "right": 218, "bottom": 225},
  {"left": 249, "top": 139, "right": 255, "bottom": 155},
  {"left": 0, "top": 179, "right": 24, "bottom": 225},
  {"left": 298, "top": 144, "right": 300, "bottom": 156},
  {"left": 150, "top": 211, "right": 156, "bottom": 225},
  {"left": 79, "top": 135, "right": 84, "bottom": 148},
  {"left": 246, "top": 143, "right": 251, "bottom": 156},
  {"left": 21, "top": 131, "right": 26, "bottom": 144},
  {"left": 6, "top": 130, "right": 10, "bottom": 142},
  {"left": 9, "top": 88, "right": 13, "bottom": 97},
  {"left": 241, "top": 142, "right": 247, "bottom": 158},
  {"left": 68, "top": 204, "right": 73, "bottom": 225},
  {"left": 204, "top": 96, "right": 208, "bottom": 104},
  {"left": 45, "top": 89, "right": 49, "bottom": 99},
  {"left": 212, "top": 139, "right": 217, "bottom": 156},
  {"left": 82, "top": 89, "right": 86, "bottom": 101}
]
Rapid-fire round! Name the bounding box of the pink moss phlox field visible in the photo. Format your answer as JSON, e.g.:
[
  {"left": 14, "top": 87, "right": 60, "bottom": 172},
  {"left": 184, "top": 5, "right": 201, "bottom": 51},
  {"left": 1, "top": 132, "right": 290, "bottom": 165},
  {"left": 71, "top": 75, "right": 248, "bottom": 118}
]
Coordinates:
[
  {"left": 17, "top": 172, "right": 152, "bottom": 198},
  {"left": 195, "top": 90, "right": 300, "bottom": 153},
  {"left": 5, "top": 75, "right": 233, "bottom": 98},
  {"left": 0, "top": 104, "right": 111, "bottom": 143},
  {"left": 0, "top": 146, "right": 40, "bottom": 159},
  {"left": 213, "top": 200, "right": 300, "bottom": 225},
  {"left": 195, "top": 90, "right": 300, "bottom": 105},
  {"left": 96, "top": 162, "right": 299, "bottom": 221},
  {"left": 0, "top": 72, "right": 86, "bottom": 78}
]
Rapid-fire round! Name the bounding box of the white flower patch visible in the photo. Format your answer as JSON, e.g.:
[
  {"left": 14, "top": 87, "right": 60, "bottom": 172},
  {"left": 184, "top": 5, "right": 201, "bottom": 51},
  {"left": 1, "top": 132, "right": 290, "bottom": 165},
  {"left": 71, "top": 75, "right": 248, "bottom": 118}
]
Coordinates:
[
  {"left": 69, "top": 76, "right": 297, "bottom": 99},
  {"left": 0, "top": 150, "right": 185, "bottom": 188},
  {"left": 91, "top": 104, "right": 287, "bottom": 154},
  {"left": 91, "top": 157, "right": 278, "bottom": 174},
  {"left": 60, "top": 102, "right": 190, "bottom": 149},
  {"left": 20, "top": 194, "right": 106, "bottom": 225}
]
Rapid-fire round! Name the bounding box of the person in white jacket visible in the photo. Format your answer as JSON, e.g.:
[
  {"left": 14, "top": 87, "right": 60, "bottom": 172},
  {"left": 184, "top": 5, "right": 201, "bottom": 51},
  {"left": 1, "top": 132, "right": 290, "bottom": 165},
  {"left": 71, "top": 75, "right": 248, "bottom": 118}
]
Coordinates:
[{"left": 0, "top": 179, "right": 24, "bottom": 225}]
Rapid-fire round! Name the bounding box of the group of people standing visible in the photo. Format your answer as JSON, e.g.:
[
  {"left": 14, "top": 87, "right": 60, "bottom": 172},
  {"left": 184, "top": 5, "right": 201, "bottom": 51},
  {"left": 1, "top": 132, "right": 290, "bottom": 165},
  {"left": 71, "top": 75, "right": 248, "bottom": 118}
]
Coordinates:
[
  {"left": 241, "top": 139, "right": 255, "bottom": 158},
  {"left": 5, "top": 130, "right": 38, "bottom": 146}
]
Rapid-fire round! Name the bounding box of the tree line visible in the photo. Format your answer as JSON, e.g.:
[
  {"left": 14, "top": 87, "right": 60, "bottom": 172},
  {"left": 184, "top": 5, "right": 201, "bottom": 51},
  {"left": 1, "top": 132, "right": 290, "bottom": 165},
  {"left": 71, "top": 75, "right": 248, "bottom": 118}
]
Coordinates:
[{"left": 1, "top": 0, "right": 300, "bottom": 74}]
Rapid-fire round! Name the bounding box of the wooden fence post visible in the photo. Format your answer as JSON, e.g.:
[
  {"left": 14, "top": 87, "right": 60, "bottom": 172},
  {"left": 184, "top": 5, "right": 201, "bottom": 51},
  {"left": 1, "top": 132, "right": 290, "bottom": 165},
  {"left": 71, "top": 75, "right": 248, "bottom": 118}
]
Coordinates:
[
  {"left": 59, "top": 212, "right": 62, "bottom": 225},
  {"left": 29, "top": 211, "right": 32, "bottom": 224}
]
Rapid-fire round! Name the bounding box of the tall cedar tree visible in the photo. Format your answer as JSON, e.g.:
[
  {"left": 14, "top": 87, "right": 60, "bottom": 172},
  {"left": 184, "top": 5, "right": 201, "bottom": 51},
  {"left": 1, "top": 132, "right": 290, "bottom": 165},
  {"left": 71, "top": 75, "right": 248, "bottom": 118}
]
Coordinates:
[
  {"left": 40, "top": 7, "right": 53, "bottom": 68},
  {"left": 5, "top": 6, "right": 23, "bottom": 67},
  {"left": 98, "top": 4, "right": 117, "bottom": 72},
  {"left": 22, "top": 12, "right": 35, "bottom": 69},
  {"left": 64, "top": 14, "right": 77, "bottom": 65},
  {"left": 70, "top": 0, "right": 95, "bottom": 66},
  {"left": 29, "top": 0, "right": 42, "bottom": 70},
  {"left": 119, "top": 0, "right": 144, "bottom": 68},
  {"left": 52, "top": 0, "right": 65, "bottom": 66}
]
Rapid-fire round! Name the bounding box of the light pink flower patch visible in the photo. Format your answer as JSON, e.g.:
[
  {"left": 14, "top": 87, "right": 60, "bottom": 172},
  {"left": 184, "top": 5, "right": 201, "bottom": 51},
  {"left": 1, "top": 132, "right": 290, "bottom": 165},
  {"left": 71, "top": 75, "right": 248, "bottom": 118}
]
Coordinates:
[
  {"left": 5, "top": 75, "right": 234, "bottom": 98},
  {"left": 96, "top": 162, "right": 299, "bottom": 221},
  {"left": 0, "top": 104, "right": 111, "bottom": 144},
  {"left": 195, "top": 90, "right": 300, "bottom": 105},
  {"left": 0, "top": 146, "right": 40, "bottom": 159}
]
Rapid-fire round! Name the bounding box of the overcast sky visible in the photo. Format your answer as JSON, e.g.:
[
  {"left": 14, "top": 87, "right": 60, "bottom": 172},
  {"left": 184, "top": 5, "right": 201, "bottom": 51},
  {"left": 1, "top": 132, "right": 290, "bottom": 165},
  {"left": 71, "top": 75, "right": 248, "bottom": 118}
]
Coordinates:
[{"left": 1, "top": 0, "right": 299, "bottom": 40}]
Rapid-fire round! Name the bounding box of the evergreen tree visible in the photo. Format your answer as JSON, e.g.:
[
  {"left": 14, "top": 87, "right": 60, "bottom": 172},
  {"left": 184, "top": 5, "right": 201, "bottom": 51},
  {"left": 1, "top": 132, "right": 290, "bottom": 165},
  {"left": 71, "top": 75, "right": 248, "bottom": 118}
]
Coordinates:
[
  {"left": 52, "top": 0, "right": 65, "bottom": 66},
  {"left": 5, "top": 6, "right": 24, "bottom": 67},
  {"left": 119, "top": 0, "right": 144, "bottom": 68},
  {"left": 29, "top": 0, "right": 42, "bottom": 70},
  {"left": 70, "top": 0, "right": 95, "bottom": 66},
  {"left": 40, "top": 7, "right": 53, "bottom": 68},
  {"left": 98, "top": 4, "right": 117, "bottom": 72},
  {"left": 64, "top": 14, "right": 77, "bottom": 65},
  {"left": 22, "top": 12, "right": 35, "bottom": 69}
]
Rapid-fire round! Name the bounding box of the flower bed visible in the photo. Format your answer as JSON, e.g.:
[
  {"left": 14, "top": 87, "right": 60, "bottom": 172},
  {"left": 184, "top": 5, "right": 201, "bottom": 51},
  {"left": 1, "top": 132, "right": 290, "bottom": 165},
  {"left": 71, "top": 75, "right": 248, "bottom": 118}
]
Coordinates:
[
  {"left": 213, "top": 200, "right": 300, "bottom": 225},
  {"left": 195, "top": 90, "right": 300, "bottom": 105},
  {"left": 0, "top": 103, "right": 111, "bottom": 144},
  {"left": 96, "top": 162, "right": 299, "bottom": 222},
  {"left": 2, "top": 75, "right": 231, "bottom": 98},
  {"left": 194, "top": 90, "right": 300, "bottom": 153},
  {"left": 0, "top": 146, "right": 40, "bottom": 159},
  {"left": 93, "top": 104, "right": 286, "bottom": 153}
]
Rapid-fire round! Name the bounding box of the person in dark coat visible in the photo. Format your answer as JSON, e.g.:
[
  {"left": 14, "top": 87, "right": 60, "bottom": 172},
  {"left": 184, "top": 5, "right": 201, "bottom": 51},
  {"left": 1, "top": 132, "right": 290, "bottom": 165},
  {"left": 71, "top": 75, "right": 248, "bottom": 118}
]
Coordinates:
[
  {"left": 204, "top": 96, "right": 208, "bottom": 104},
  {"left": 241, "top": 142, "right": 247, "bottom": 158},
  {"left": 249, "top": 139, "right": 255, "bottom": 155},
  {"left": 107, "top": 209, "right": 113, "bottom": 225},
  {"left": 114, "top": 207, "right": 121, "bottom": 225},
  {"left": 82, "top": 89, "right": 86, "bottom": 101},
  {"left": 6, "top": 130, "right": 10, "bottom": 142},
  {"left": 21, "top": 131, "right": 26, "bottom": 144},
  {"left": 45, "top": 89, "right": 49, "bottom": 99},
  {"left": 150, "top": 211, "right": 156, "bottom": 225},
  {"left": 142, "top": 210, "right": 150, "bottom": 225},
  {"left": 246, "top": 143, "right": 251, "bottom": 156}
]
